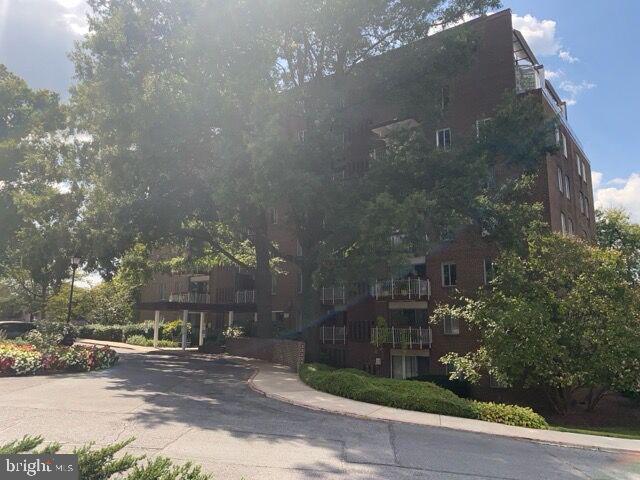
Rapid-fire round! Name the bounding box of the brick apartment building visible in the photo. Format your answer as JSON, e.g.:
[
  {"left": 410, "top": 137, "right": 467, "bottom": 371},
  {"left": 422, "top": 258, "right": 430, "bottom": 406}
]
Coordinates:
[{"left": 138, "top": 9, "right": 595, "bottom": 386}]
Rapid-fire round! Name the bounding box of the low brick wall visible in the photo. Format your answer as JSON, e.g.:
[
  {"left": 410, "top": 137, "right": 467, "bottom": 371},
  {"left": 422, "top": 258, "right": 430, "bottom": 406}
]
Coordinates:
[{"left": 226, "top": 337, "right": 306, "bottom": 371}]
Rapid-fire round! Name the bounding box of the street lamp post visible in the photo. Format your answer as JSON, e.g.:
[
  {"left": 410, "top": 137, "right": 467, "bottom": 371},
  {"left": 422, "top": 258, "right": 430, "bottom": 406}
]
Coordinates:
[{"left": 66, "top": 256, "right": 81, "bottom": 324}]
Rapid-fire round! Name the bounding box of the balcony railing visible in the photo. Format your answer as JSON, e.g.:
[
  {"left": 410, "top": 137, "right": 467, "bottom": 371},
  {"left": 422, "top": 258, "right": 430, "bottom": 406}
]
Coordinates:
[
  {"left": 371, "top": 326, "right": 432, "bottom": 349},
  {"left": 321, "top": 286, "right": 346, "bottom": 305},
  {"left": 235, "top": 290, "right": 256, "bottom": 304},
  {"left": 321, "top": 326, "right": 347, "bottom": 344},
  {"left": 168, "top": 292, "right": 211, "bottom": 304},
  {"left": 371, "top": 278, "right": 430, "bottom": 300}
]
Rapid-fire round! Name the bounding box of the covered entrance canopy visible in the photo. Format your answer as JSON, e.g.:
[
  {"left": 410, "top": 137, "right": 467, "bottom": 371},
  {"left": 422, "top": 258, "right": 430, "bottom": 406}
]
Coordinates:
[{"left": 137, "top": 300, "right": 257, "bottom": 350}]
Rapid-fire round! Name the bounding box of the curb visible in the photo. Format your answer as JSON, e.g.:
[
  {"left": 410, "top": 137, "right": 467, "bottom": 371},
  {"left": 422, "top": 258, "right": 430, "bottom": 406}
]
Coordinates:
[{"left": 245, "top": 362, "right": 640, "bottom": 455}]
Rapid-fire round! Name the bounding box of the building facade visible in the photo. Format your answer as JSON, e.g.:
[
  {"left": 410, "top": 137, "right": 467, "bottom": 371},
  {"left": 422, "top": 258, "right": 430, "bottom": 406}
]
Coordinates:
[{"left": 138, "top": 10, "right": 596, "bottom": 387}]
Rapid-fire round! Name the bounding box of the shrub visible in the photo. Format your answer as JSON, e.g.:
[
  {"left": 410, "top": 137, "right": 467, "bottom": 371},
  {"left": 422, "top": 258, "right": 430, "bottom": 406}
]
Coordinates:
[
  {"left": 35, "top": 321, "right": 78, "bottom": 346},
  {"left": 78, "top": 322, "right": 155, "bottom": 342},
  {"left": 0, "top": 341, "right": 118, "bottom": 376},
  {"left": 0, "top": 436, "right": 211, "bottom": 480},
  {"left": 299, "top": 363, "right": 548, "bottom": 429},
  {"left": 410, "top": 374, "right": 472, "bottom": 398},
  {"left": 222, "top": 326, "right": 245, "bottom": 339},
  {"left": 162, "top": 319, "right": 190, "bottom": 340},
  {"left": 126, "top": 335, "right": 178, "bottom": 348},
  {"left": 471, "top": 401, "right": 548, "bottom": 429}
]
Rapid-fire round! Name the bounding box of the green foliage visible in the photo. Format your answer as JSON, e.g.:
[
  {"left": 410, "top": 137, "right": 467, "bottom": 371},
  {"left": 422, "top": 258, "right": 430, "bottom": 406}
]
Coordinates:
[
  {"left": 126, "top": 335, "right": 178, "bottom": 348},
  {"left": 0, "top": 436, "right": 212, "bottom": 479},
  {"left": 596, "top": 208, "right": 640, "bottom": 284},
  {"left": 434, "top": 233, "right": 640, "bottom": 414},
  {"left": 162, "top": 320, "right": 190, "bottom": 341},
  {"left": 78, "top": 322, "right": 154, "bottom": 342},
  {"left": 471, "top": 401, "right": 548, "bottom": 429},
  {"left": 300, "top": 363, "right": 547, "bottom": 428}
]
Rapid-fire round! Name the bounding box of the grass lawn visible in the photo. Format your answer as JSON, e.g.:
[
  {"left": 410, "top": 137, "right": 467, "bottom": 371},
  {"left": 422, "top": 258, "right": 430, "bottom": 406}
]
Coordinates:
[{"left": 551, "top": 425, "right": 640, "bottom": 440}]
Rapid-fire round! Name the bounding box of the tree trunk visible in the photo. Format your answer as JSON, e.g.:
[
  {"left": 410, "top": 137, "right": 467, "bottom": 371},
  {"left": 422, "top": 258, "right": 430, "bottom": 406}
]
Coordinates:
[
  {"left": 585, "top": 386, "right": 608, "bottom": 412},
  {"left": 253, "top": 227, "right": 273, "bottom": 338},
  {"left": 545, "top": 386, "right": 573, "bottom": 415}
]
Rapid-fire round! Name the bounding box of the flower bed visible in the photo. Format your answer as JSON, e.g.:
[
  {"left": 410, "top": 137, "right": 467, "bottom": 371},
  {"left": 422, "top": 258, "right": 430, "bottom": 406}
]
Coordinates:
[{"left": 0, "top": 341, "right": 118, "bottom": 376}]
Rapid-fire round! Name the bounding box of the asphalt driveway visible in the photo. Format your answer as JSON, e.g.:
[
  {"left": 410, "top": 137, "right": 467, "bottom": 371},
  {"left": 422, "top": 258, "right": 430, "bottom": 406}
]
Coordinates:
[{"left": 0, "top": 351, "right": 638, "bottom": 480}]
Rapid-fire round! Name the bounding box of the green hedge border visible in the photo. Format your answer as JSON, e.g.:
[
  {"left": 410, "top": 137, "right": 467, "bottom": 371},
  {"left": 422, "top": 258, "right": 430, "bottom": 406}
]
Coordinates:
[{"left": 300, "top": 363, "right": 548, "bottom": 429}]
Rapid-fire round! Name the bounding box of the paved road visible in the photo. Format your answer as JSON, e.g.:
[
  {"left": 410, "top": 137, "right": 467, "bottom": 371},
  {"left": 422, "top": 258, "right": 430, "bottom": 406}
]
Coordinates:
[{"left": 0, "top": 352, "right": 638, "bottom": 480}]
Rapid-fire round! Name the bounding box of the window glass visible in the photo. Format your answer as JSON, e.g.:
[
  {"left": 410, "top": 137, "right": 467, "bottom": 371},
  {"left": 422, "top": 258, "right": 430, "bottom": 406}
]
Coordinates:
[
  {"left": 436, "top": 128, "right": 451, "bottom": 150},
  {"left": 442, "top": 263, "right": 457, "bottom": 287}
]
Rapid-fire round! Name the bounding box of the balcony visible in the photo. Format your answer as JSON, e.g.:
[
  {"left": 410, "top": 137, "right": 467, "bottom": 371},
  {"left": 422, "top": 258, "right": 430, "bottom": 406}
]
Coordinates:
[
  {"left": 371, "top": 326, "right": 432, "bottom": 349},
  {"left": 320, "top": 326, "right": 346, "bottom": 344},
  {"left": 321, "top": 286, "right": 346, "bottom": 305},
  {"left": 371, "top": 278, "right": 430, "bottom": 300},
  {"left": 235, "top": 290, "right": 256, "bottom": 304},
  {"left": 167, "top": 292, "right": 211, "bottom": 304}
]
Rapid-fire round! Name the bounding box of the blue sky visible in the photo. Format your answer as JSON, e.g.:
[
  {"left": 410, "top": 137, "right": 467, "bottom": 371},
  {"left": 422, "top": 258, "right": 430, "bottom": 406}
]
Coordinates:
[{"left": 1, "top": 0, "right": 638, "bottom": 219}]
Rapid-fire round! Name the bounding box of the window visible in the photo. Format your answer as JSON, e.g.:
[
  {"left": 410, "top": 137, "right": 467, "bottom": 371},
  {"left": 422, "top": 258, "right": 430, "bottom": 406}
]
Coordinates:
[
  {"left": 442, "top": 262, "right": 457, "bottom": 287},
  {"left": 475, "top": 118, "right": 491, "bottom": 139},
  {"left": 579, "top": 192, "right": 585, "bottom": 214},
  {"left": 584, "top": 198, "right": 590, "bottom": 219},
  {"left": 271, "top": 275, "right": 277, "bottom": 295},
  {"left": 576, "top": 154, "right": 582, "bottom": 178},
  {"left": 564, "top": 175, "right": 571, "bottom": 200},
  {"left": 560, "top": 212, "right": 567, "bottom": 235},
  {"left": 557, "top": 167, "right": 564, "bottom": 193},
  {"left": 436, "top": 128, "right": 451, "bottom": 150},
  {"left": 567, "top": 217, "right": 574, "bottom": 236},
  {"left": 296, "top": 240, "right": 303, "bottom": 257},
  {"left": 269, "top": 207, "right": 278, "bottom": 225},
  {"left": 297, "top": 129, "right": 305, "bottom": 143},
  {"left": 560, "top": 132, "right": 568, "bottom": 157},
  {"left": 483, "top": 258, "right": 494, "bottom": 285},
  {"left": 582, "top": 162, "right": 587, "bottom": 183},
  {"left": 443, "top": 315, "right": 460, "bottom": 335},
  {"left": 391, "top": 354, "right": 419, "bottom": 380},
  {"left": 440, "top": 85, "right": 450, "bottom": 110},
  {"left": 297, "top": 272, "right": 303, "bottom": 294}
]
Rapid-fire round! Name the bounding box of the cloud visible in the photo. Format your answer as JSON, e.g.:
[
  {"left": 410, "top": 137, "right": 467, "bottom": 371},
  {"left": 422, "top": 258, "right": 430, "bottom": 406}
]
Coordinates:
[
  {"left": 0, "top": 0, "right": 89, "bottom": 96},
  {"left": 545, "top": 69, "right": 564, "bottom": 80},
  {"left": 558, "top": 50, "right": 579, "bottom": 64},
  {"left": 512, "top": 14, "right": 578, "bottom": 64},
  {"left": 593, "top": 172, "right": 640, "bottom": 222},
  {"left": 559, "top": 80, "right": 596, "bottom": 105}
]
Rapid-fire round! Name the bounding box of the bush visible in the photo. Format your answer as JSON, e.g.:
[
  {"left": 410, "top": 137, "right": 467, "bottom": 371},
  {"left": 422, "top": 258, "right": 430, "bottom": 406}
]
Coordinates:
[
  {"left": 126, "top": 335, "right": 178, "bottom": 348},
  {"left": 78, "top": 322, "right": 154, "bottom": 342},
  {"left": 0, "top": 341, "right": 118, "bottom": 376},
  {"left": 0, "top": 436, "right": 211, "bottom": 480},
  {"left": 162, "top": 319, "right": 190, "bottom": 340},
  {"left": 410, "top": 374, "right": 472, "bottom": 398},
  {"left": 34, "top": 321, "right": 78, "bottom": 346},
  {"left": 471, "top": 401, "right": 548, "bottom": 429},
  {"left": 300, "top": 363, "right": 548, "bottom": 429}
]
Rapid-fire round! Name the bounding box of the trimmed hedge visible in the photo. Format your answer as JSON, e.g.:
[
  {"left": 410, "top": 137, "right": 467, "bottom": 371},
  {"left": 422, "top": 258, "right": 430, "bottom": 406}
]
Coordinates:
[
  {"left": 126, "top": 335, "right": 178, "bottom": 348},
  {"left": 300, "top": 363, "right": 548, "bottom": 429},
  {"left": 410, "top": 374, "right": 472, "bottom": 399},
  {"left": 78, "top": 322, "right": 155, "bottom": 343}
]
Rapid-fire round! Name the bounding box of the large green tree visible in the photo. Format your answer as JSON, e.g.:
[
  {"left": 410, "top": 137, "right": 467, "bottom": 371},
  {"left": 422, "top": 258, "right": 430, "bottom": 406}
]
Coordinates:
[
  {"left": 0, "top": 65, "right": 79, "bottom": 318},
  {"left": 596, "top": 208, "right": 640, "bottom": 285},
  {"left": 434, "top": 233, "right": 640, "bottom": 414},
  {"left": 71, "top": 0, "right": 501, "bottom": 336}
]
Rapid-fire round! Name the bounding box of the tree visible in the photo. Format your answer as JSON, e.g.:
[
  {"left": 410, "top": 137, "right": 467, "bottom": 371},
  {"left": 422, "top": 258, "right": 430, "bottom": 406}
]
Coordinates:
[
  {"left": 0, "top": 64, "right": 79, "bottom": 318},
  {"left": 596, "top": 208, "right": 640, "bottom": 284},
  {"left": 72, "top": 0, "right": 501, "bottom": 336},
  {"left": 434, "top": 233, "right": 640, "bottom": 414}
]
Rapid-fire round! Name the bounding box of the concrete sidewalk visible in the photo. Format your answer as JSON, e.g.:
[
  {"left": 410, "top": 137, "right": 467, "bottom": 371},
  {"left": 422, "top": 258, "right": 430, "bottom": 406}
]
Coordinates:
[{"left": 245, "top": 359, "right": 640, "bottom": 454}]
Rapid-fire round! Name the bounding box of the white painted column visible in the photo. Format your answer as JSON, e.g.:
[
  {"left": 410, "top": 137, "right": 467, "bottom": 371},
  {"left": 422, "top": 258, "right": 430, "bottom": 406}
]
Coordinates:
[
  {"left": 228, "top": 310, "right": 234, "bottom": 327},
  {"left": 153, "top": 310, "right": 160, "bottom": 348},
  {"left": 182, "top": 309, "right": 188, "bottom": 351},
  {"left": 199, "top": 312, "right": 206, "bottom": 346}
]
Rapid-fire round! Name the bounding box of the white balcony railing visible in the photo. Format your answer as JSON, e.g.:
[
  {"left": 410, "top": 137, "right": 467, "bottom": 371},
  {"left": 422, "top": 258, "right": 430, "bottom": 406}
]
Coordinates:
[
  {"left": 321, "top": 286, "right": 346, "bottom": 305},
  {"left": 371, "top": 326, "right": 432, "bottom": 349},
  {"left": 371, "top": 278, "right": 430, "bottom": 300},
  {"left": 168, "top": 292, "right": 211, "bottom": 304},
  {"left": 321, "top": 326, "right": 346, "bottom": 344},
  {"left": 235, "top": 289, "right": 256, "bottom": 304}
]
